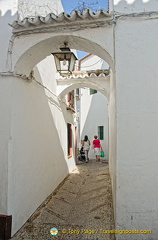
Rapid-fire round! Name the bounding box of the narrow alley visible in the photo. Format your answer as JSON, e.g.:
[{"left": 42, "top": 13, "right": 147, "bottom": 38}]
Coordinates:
[{"left": 12, "top": 160, "right": 115, "bottom": 240}]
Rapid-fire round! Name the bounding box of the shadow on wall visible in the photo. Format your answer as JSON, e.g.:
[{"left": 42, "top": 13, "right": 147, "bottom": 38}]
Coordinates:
[
  {"left": 114, "top": 0, "right": 158, "bottom": 12},
  {"left": 10, "top": 72, "right": 71, "bottom": 235},
  {"left": 0, "top": 9, "right": 17, "bottom": 24},
  {"left": 81, "top": 92, "right": 109, "bottom": 161}
]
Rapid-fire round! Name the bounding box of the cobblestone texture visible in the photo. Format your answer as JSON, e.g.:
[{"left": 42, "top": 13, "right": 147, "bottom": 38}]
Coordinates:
[{"left": 12, "top": 160, "right": 115, "bottom": 240}]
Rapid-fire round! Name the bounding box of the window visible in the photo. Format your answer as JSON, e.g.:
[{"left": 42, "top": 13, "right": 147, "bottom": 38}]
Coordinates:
[
  {"left": 67, "top": 123, "right": 72, "bottom": 157},
  {"left": 89, "top": 88, "right": 97, "bottom": 95},
  {"left": 98, "top": 126, "right": 104, "bottom": 140}
]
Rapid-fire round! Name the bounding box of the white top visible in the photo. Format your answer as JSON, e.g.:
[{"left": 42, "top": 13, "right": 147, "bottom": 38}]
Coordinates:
[{"left": 83, "top": 140, "right": 90, "bottom": 151}]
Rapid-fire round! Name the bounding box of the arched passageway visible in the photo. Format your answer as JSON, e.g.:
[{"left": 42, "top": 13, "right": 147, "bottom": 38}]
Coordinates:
[{"left": 8, "top": 11, "right": 116, "bottom": 237}]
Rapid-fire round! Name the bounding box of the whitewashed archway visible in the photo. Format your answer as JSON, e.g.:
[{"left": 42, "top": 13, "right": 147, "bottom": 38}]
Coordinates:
[
  {"left": 59, "top": 82, "right": 108, "bottom": 98},
  {"left": 57, "top": 74, "right": 110, "bottom": 99},
  {"left": 10, "top": 10, "right": 114, "bottom": 76}
]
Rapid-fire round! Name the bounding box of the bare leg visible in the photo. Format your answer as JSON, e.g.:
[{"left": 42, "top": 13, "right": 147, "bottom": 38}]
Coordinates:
[{"left": 85, "top": 150, "right": 88, "bottom": 162}]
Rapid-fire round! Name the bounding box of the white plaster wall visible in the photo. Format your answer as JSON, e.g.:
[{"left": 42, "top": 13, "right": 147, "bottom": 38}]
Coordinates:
[
  {"left": 34, "top": 55, "right": 57, "bottom": 92},
  {"left": 80, "top": 88, "right": 109, "bottom": 160},
  {"left": 0, "top": 77, "right": 14, "bottom": 214},
  {"left": 0, "top": 0, "right": 18, "bottom": 217},
  {"left": 80, "top": 55, "right": 109, "bottom": 160},
  {"left": 109, "top": 0, "right": 114, "bottom": 12},
  {"left": 18, "top": 0, "right": 64, "bottom": 20},
  {"left": 0, "top": 0, "right": 18, "bottom": 16},
  {"left": 115, "top": 16, "right": 158, "bottom": 240},
  {"left": 0, "top": 0, "right": 18, "bottom": 72},
  {"left": 114, "top": 0, "right": 158, "bottom": 13},
  {"left": 7, "top": 55, "right": 76, "bottom": 235},
  {"left": 80, "top": 54, "right": 109, "bottom": 71},
  {"left": 108, "top": 70, "right": 116, "bottom": 217}
]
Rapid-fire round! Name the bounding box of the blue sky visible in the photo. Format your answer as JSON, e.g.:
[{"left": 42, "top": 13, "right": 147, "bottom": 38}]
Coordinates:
[
  {"left": 61, "top": 0, "right": 108, "bottom": 59},
  {"left": 61, "top": 0, "right": 108, "bottom": 14}
]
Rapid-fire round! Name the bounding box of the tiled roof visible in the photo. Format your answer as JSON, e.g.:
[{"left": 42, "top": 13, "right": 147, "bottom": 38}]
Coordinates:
[
  {"left": 57, "top": 69, "right": 110, "bottom": 79},
  {"left": 11, "top": 9, "right": 113, "bottom": 33}
]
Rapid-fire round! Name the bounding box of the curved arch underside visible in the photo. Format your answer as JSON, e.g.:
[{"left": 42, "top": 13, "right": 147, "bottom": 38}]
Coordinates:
[
  {"left": 59, "top": 82, "right": 109, "bottom": 99},
  {"left": 12, "top": 26, "right": 114, "bottom": 76}
]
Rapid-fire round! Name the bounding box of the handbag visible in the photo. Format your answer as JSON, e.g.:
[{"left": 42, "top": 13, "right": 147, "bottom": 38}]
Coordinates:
[{"left": 100, "top": 150, "right": 105, "bottom": 158}]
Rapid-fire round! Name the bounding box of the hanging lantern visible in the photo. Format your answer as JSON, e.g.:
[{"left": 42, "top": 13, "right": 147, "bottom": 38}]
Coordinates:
[{"left": 52, "top": 43, "right": 77, "bottom": 75}]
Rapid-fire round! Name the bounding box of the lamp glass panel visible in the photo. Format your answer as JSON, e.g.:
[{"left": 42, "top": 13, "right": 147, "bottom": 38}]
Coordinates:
[
  {"left": 54, "top": 55, "right": 61, "bottom": 71},
  {"left": 61, "top": 59, "right": 69, "bottom": 71},
  {"left": 69, "top": 54, "right": 76, "bottom": 72},
  {"left": 52, "top": 50, "right": 77, "bottom": 73}
]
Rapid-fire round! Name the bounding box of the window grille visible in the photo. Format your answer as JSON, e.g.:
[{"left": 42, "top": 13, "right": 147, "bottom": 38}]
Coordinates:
[
  {"left": 98, "top": 126, "right": 104, "bottom": 140},
  {"left": 89, "top": 88, "right": 97, "bottom": 95}
]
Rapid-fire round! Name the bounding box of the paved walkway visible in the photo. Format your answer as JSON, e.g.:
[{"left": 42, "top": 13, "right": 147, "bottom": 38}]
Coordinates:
[{"left": 12, "top": 159, "right": 115, "bottom": 240}]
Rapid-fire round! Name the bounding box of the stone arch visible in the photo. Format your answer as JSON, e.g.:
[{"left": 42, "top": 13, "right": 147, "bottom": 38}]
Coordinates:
[
  {"left": 12, "top": 32, "right": 114, "bottom": 76},
  {"left": 58, "top": 82, "right": 109, "bottom": 100}
]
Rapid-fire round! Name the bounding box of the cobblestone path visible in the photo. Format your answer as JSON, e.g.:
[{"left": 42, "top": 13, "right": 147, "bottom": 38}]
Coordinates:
[{"left": 12, "top": 160, "right": 115, "bottom": 240}]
